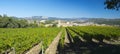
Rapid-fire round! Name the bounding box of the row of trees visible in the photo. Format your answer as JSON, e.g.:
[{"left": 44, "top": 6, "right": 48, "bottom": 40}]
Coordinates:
[{"left": 0, "top": 15, "right": 38, "bottom": 28}]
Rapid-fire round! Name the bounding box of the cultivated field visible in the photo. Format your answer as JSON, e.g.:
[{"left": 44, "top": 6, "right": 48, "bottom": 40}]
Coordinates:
[{"left": 0, "top": 26, "right": 120, "bottom": 54}]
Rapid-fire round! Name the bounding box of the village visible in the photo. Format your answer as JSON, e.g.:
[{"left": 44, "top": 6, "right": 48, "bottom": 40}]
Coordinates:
[{"left": 27, "top": 19, "right": 110, "bottom": 27}]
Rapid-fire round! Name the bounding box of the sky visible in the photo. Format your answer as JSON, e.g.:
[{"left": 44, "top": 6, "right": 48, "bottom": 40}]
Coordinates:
[{"left": 0, "top": 0, "right": 120, "bottom": 18}]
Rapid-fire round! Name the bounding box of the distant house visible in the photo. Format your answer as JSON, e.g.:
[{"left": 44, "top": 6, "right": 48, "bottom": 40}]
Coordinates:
[
  {"left": 76, "top": 22, "right": 95, "bottom": 26},
  {"left": 27, "top": 20, "right": 41, "bottom": 26},
  {"left": 57, "top": 20, "right": 73, "bottom": 27},
  {"left": 57, "top": 20, "right": 98, "bottom": 27},
  {"left": 27, "top": 20, "right": 35, "bottom": 24},
  {"left": 45, "top": 24, "right": 53, "bottom": 27},
  {"left": 40, "top": 20, "right": 46, "bottom": 23}
]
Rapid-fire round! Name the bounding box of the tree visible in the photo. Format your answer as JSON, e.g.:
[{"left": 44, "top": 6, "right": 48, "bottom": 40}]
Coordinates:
[
  {"left": 17, "top": 20, "right": 28, "bottom": 28},
  {"left": 0, "top": 14, "right": 39, "bottom": 28},
  {"left": 3, "top": 14, "right": 8, "bottom": 18},
  {"left": 0, "top": 15, "right": 2, "bottom": 17},
  {"left": 104, "top": 0, "right": 120, "bottom": 10}
]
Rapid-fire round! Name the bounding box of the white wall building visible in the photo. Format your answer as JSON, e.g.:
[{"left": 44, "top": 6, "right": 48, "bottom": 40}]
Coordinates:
[{"left": 57, "top": 20, "right": 74, "bottom": 27}]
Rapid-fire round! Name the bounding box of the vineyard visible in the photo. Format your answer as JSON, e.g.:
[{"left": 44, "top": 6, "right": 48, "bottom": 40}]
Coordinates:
[
  {"left": 0, "top": 28, "right": 61, "bottom": 54},
  {"left": 68, "top": 26, "right": 120, "bottom": 43},
  {"left": 0, "top": 26, "right": 120, "bottom": 54},
  {"left": 66, "top": 26, "right": 120, "bottom": 54}
]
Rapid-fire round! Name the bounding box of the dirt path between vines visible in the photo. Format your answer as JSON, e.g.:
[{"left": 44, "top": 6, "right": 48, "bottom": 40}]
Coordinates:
[
  {"left": 25, "top": 42, "right": 42, "bottom": 54},
  {"left": 58, "top": 28, "right": 77, "bottom": 54},
  {"left": 58, "top": 29, "right": 98, "bottom": 54},
  {"left": 64, "top": 28, "right": 120, "bottom": 54},
  {"left": 45, "top": 31, "right": 62, "bottom": 54}
]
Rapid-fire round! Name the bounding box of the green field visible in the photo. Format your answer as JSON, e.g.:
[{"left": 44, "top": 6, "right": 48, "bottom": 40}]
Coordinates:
[
  {"left": 0, "top": 26, "right": 120, "bottom": 54},
  {"left": 65, "top": 26, "right": 120, "bottom": 54},
  {"left": 0, "top": 28, "right": 61, "bottom": 54},
  {"left": 68, "top": 26, "right": 120, "bottom": 43}
]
